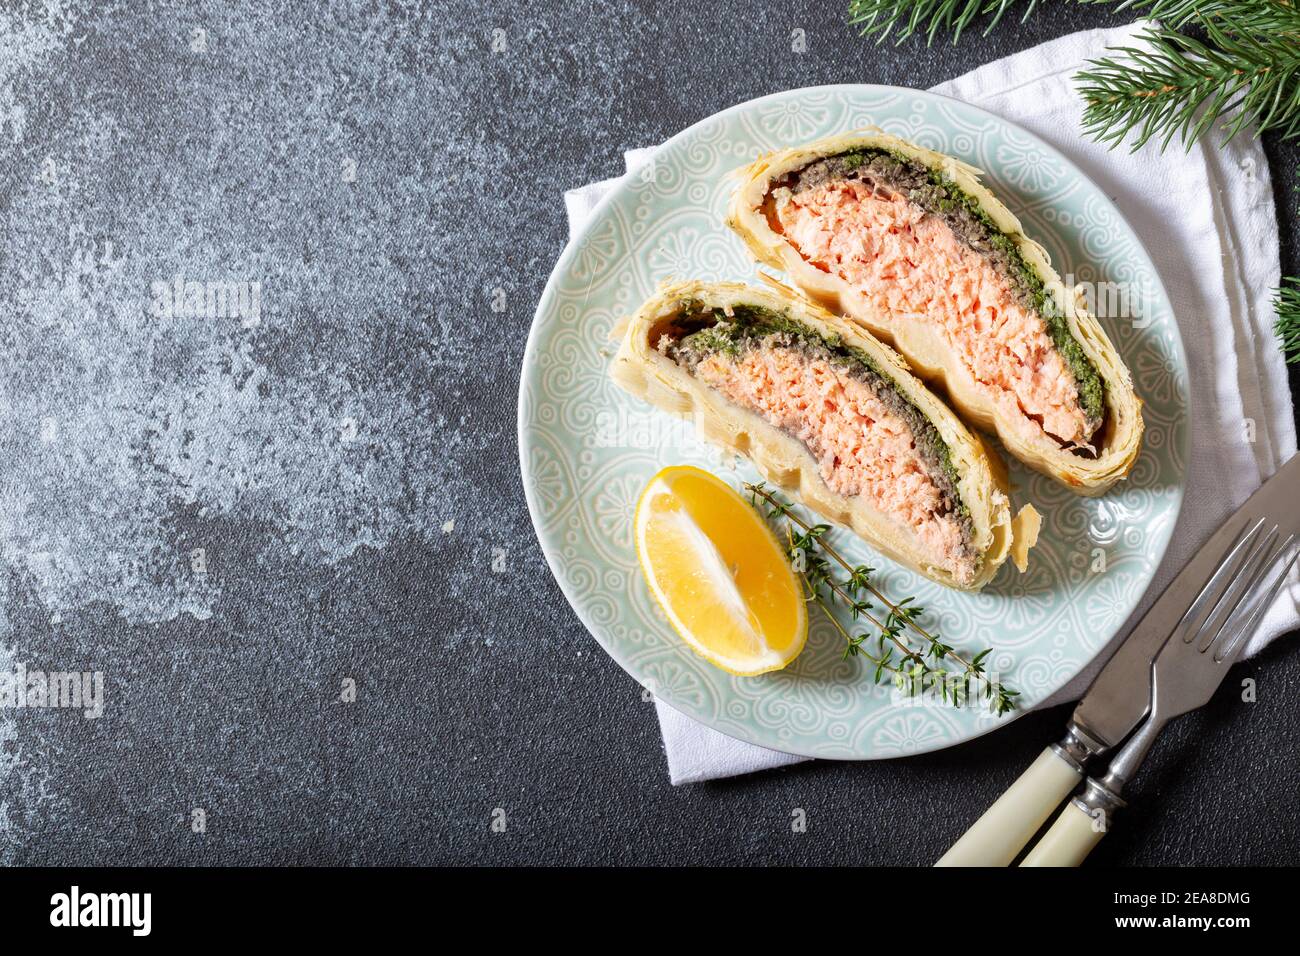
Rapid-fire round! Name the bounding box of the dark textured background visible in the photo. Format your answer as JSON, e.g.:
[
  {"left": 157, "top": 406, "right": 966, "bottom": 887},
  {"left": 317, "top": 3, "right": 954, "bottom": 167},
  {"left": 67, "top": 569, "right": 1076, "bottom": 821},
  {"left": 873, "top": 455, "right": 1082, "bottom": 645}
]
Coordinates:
[{"left": 1, "top": 0, "right": 1296, "bottom": 866}]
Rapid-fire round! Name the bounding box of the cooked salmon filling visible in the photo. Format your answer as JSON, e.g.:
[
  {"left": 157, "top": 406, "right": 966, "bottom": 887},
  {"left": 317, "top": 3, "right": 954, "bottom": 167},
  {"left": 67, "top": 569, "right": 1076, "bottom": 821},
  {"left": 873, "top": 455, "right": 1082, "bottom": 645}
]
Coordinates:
[
  {"left": 662, "top": 307, "right": 977, "bottom": 583},
  {"left": 769, "top": 151, "right": 1104, "bottom": 450}
]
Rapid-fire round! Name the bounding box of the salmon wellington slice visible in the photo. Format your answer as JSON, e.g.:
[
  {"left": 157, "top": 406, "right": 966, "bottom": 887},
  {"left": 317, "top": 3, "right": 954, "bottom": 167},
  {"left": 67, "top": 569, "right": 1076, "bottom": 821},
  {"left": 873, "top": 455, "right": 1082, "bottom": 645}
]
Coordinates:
[
  {"left": 727, "top": 129, "right": 1144, "bottom": 496},
  {"left": 610, "top": 280, "right": 1039, "bottom": 591}
]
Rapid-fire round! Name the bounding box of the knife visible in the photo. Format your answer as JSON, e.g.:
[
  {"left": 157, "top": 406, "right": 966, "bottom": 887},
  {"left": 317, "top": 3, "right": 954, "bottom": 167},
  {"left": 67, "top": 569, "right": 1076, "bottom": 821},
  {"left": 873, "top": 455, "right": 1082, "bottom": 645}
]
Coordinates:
[{"left": 935, "top": 452, "right": 1300, "bottom": 867}]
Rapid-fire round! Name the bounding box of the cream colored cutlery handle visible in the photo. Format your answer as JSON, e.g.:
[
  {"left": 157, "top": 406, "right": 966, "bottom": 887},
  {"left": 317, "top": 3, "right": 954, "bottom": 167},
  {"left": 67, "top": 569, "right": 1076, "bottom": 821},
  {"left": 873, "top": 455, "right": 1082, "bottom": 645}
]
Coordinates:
[
  {"left": 934, "top": 747, "right": 1083, "bottom": 867},
  {"left": 1020, "top": 800, "right": 1106, "bottom": 867}
]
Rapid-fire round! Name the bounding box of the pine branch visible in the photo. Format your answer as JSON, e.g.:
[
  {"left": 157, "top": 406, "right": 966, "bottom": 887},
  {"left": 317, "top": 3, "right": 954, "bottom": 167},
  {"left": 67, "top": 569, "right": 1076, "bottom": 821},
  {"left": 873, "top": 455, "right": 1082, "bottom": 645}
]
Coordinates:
[
  {"left": 1112, "top": 0, "right": 1300, "bottom": 33},
  {"left": 848, "top": 0, "right": 1041, "bottom": 45},
  {"left": 849, "top": 1, "right": 1300, "bottom": 45},
  {"left": 1277, "top": 276, "right": 1300, "bottom": 364},
  {"left": 1077, "top": 20, "right": 1300, "bottom": 152}
]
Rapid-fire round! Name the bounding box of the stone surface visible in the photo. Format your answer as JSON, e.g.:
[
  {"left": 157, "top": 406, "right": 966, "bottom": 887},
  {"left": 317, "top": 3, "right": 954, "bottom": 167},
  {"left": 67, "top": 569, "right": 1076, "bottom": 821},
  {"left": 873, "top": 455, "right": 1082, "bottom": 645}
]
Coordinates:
[{"left": 0, "top": 0, "right": 1296, "bottom": 865}]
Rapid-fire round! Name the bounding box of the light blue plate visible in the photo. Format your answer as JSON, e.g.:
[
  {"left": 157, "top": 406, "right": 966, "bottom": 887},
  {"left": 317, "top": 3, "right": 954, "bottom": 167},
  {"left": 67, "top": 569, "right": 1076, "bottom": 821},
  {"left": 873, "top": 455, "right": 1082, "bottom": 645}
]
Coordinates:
[{"left": 519, "top": 86, "right": 1188, "bottom": 759}]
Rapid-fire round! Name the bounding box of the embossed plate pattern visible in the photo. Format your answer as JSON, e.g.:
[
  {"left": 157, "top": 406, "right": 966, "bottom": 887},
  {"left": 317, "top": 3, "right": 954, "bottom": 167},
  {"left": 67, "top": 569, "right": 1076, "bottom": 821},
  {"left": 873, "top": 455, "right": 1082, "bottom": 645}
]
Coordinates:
[{"left": 519, "top": 86, "right": 1187, "bottom": 759}]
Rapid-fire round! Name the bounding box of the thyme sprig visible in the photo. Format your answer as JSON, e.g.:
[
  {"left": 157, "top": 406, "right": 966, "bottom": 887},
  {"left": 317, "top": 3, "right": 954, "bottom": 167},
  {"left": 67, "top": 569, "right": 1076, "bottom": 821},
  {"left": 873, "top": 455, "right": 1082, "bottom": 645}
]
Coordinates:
[{"left": 747, "top": 482, "right": 1019, "bottom": 715}]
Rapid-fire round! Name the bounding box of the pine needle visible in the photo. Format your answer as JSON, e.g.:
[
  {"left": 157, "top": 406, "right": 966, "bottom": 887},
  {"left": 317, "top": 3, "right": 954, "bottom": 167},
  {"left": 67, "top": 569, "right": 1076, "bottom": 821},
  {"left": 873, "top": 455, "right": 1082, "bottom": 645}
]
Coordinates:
[
  {"left": 847, "top": 0, "right": 1040, "bottom": 46},
  {"left": 1276, "top": 277, "right": 1300, "bottom": 364},
  {"left": 1112, "top": 0, "right": 1300, "bottom": 34}
]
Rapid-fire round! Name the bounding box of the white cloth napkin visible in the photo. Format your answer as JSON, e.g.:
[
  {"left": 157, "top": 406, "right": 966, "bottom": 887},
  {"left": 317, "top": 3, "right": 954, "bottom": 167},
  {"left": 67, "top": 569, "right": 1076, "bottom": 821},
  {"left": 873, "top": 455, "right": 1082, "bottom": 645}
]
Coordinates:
[{"left": 563, "top": 23, "right": 1299, "bottom": 785}]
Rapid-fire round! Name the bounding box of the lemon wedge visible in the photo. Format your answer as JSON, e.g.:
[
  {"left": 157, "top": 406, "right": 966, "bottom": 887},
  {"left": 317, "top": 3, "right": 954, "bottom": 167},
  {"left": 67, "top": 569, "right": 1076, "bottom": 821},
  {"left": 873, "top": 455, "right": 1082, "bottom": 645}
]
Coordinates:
[{"left": 634, "top": 466, "right": 808, "bottom": 676}]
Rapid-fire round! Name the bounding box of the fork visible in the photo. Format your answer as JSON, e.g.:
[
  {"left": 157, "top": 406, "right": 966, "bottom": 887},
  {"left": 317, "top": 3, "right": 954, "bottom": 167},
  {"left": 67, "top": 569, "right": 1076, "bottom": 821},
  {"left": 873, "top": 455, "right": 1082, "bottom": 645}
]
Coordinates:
[{"left": 1019, "top": 517, "right": 1299, "bottom": 867}]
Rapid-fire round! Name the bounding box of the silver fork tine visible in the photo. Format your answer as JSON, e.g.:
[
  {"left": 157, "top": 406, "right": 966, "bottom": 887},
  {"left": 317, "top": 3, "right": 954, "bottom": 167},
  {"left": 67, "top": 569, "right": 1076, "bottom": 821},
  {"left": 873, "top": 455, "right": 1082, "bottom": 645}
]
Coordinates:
[
  {"left": 1178, "top": 517, "right": 1268, "bottom": 644},
  {"left": 1195, "top": 524, "right": 1279, "bottom": 652},
  {"left": 1213, "top": 537, "right": 1299, "bottom": 664}
]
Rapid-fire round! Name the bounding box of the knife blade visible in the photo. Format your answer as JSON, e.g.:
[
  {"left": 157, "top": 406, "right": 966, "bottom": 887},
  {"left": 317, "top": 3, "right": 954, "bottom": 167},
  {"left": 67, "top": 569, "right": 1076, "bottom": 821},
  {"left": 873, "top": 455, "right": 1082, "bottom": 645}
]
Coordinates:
[{"left": 1070, "top": 452, "right": 1300, "bottom": 751}]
